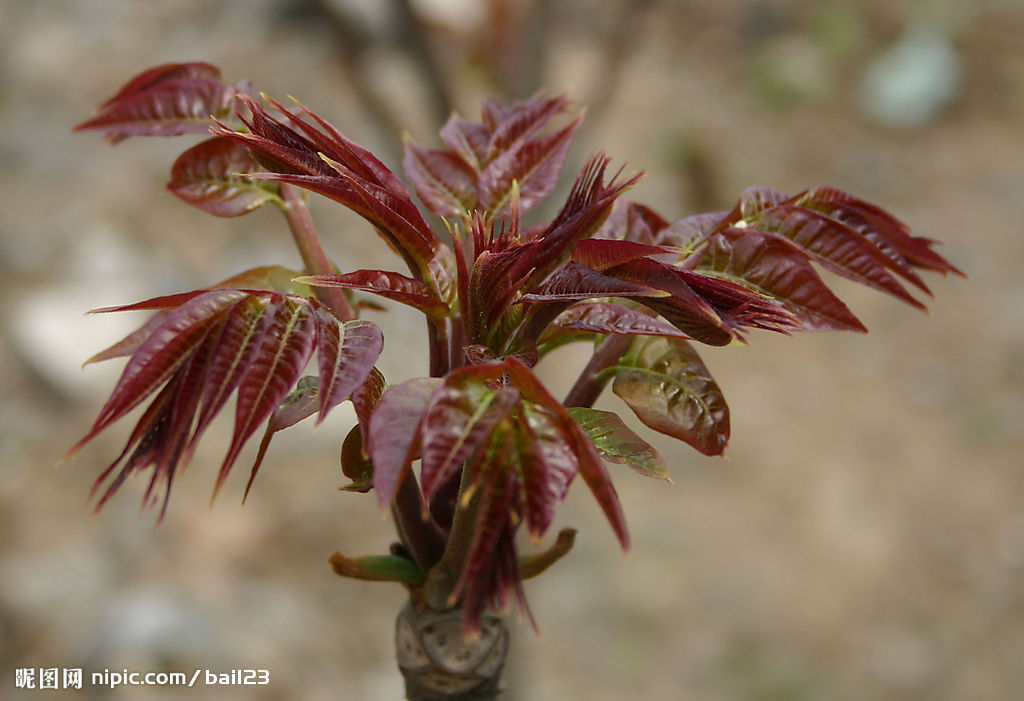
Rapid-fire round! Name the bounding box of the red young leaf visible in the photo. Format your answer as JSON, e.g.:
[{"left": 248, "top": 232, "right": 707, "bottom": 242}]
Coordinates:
[
  {"left": 478, "top": 114, "right": 583, "bottom": 216},
  {"left": 517, "top": 402, "right": 583, "bottom": 539},
  {"left": 90, "top": 371, "right": 184, "bottom": 519},
  {"left": 468, "top": 240, "right": 543, "bottom": 340},
  {"left": 612, "top": 335, "right": 729, "bottom": 456},
  {"left": 544, "top": 302, "right": 693, "bottom": 340},
  {"left": 299, "top": 270, "right": 449, "bottom": 317},
  {"left": 215, "top": 297, "right": 318, "bottom": 496},
  {"left": 673, "top": 270, "right": 800, "bottom": 336},
  {"left": 89, "top": 266, "right": 310, "bottom": 328},
  {"left": 698, "top": 227, "right": 866, "bottom": 332},
  {"left": 241, "top": 312, "right": 383, "bottom": 495},
  {"left": 68, "top": 289, "right": 249, "bottom": 456},
  {"left": 518, "top": 260, "right": 666, "bottom": 303},
  {"left": 505, "top": 359, "right": 629, "bottom": 548},
  {"left": 320, "top": 157, "right": 442, "bottom": 272},
  {"left": 602, "top": 258, "right": 733, "bottom": 345},
  {"left": 594, "top": 199, "right": 671, "bottom": 244},
  {"left": 97, "top": 62, "right": 223, "bottom": 108},
  {"left": 419, "top": 366, "right": 520, "bottom": 501},
  {"left": 738, "top": 186, "right": 789, "bottom": 218},
  {"left": 368, "top": 377, "right": 441, "bottom": 509},
  {"left": 526, "top": 153, "right": 643, "bottom": 282},
  {"left": 216, "top": 97, "right": 440, "bottom": 279},
  {"left": 89, "top": 290, "right": 215, "bottom": 314},
  {"left": 312, "top": 313, "right": 384, "bottom": 423},
  {"left": 215, "top": 116, "right": 331, "bottom": 177},
  {"left": 439, "top": 114, "right": 491, "bottom": 170},
  {"left": 84, "top": 311, "right": 170, "bottom": 366},
  {"left": 512, "top": 258, "right": 670, "bottom": 349},
  {"left": 352, "top": 367, "right": 386, "bottom": 433},
  {"left": 748, "top": 204, "right": 927, "bottom": 311},
  {"left": 71, "top": 289, "right": 383, "bottom": 517},
  {"left": 185, "top": 295, "right": 269, "bottom": 459},
  {"left": 74, "top": 77, "right": 238, "bottom": 143},
  {"left": 572, "top": 238, "right": 675, "bottom": 272},
  {"left": 483, "top": 95, "right": 571, "bottom": 162},
  {"left": 265, "top": 94, "right": 411, "bottom": 196},
  {"left": 603, "top": 256, "right": 799, "bottom": 344},
  {"left": 438, "top": 356, "right": 630, "bottom": 634},
  {"left": 138, "top": 329, "right": 217, "bottom": 518},
  {"left": 660, "top": 211, "right": 730, "bottom": 249},
  {"left": 246, "top": 168, "right": 440, "bottom": 280},
  {"left": 450, "top": 446, "right": 519, "bottom": 636},
  {"left": 402, "top": 139, "right": 479, "bottom": 217},
  {"left": 796, "top": 186, "right": 965, "bottom": 280},
  {"left": 168, "top": 136, "right": 280, "bottom": 217},
  {"left": 245, "top": 376, "right": 321, "bottom": 500}
]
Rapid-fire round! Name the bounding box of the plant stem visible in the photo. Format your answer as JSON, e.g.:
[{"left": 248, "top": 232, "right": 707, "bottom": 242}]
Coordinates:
[
  {"left": 424, "top": 471, "right": 481, "bottom": 611},
  {"left": 428, "top": 319, "right": 449, "bottom": 378},
  {"left": 563, "top": 333, "right": 632, "bottom": 408},
  {"left": 278, "top": 183, "right": 355, "bottom": 322},
  {"left": 392, "top": 470, "right": 446, "bottom": 570}
]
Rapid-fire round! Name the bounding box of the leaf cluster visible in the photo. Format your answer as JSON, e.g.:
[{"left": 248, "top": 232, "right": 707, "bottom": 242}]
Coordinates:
[{"left": 71, "top": 63, "right": 961, "bottom": 636}]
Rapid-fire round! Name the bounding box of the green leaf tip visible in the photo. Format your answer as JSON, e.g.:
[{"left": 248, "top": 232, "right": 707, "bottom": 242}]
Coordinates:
[{"left": 328, "top": 552, "right": 426, "bottom": 587}]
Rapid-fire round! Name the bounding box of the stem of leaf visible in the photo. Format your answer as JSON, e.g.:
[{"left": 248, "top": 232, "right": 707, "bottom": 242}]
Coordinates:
[
  {"left": 391, "top": 470, "right": 446, "bottom": 571},
  {"left": 427, "top": 319, "right": 449, "bottom": 377},
  {"left": 278, "top": 183, "right": 355, "bottom": 322},
  {"left": 563, "top": 334, "right": 633, "bottom": 408},
  {"left": 424, "top": 469, "right": 481, "bottom": 611}
]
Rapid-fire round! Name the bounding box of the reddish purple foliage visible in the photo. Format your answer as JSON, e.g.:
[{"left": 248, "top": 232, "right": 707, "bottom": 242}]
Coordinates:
[{"left": 71, "top": 62, "right": 961, "bottom": 637}]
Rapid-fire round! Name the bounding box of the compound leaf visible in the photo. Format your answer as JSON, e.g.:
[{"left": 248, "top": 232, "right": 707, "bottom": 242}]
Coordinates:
[
  {"left": 75, "top": 72, "right": 238, "bottom": 143},
  {"left": 168, "top": 136, "right": 280, "bottom": 216},
  {"left": 567, "top": 407, "right": 670, "bottom": 480},
  {"left": 612, "top": 335, "right": 729, "bottom": 456}
]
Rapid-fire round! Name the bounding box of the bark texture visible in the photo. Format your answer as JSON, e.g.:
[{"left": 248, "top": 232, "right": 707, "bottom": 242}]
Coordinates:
[{"left": 396, "top": 599, "right": 508, "bottom": 700}]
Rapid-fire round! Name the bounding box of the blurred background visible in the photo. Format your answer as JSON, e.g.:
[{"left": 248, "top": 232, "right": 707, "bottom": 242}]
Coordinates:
[{"left": 1, "top": 1, "right": 1021, "bottom": 699}]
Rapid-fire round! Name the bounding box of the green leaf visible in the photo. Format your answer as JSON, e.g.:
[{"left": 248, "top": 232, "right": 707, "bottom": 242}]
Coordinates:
[
  {"left": 211, "top": 265, "right": 313, "bottom": 296},
  {"left": 567, "top": 407, "right": 670, "bottom": 480},
  {"left": 329, "top": 552, "right": 426, "bottom": 586},
  {"left": 612, "top": 336, "right": 729, "bottom": 456}
]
